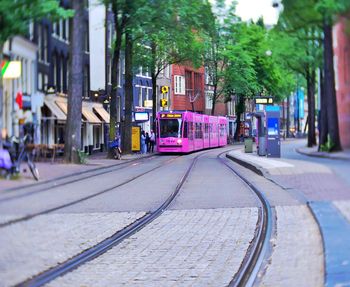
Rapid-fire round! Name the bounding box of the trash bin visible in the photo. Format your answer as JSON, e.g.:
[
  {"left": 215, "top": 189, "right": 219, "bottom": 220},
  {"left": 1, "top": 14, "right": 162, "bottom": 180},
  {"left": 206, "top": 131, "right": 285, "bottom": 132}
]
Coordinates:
[
  {"left": 258, "top": 136, "right": 266, "bottom": 156},
  {"left": 244, "top": 138, "right": 253, "bottom": 153}
]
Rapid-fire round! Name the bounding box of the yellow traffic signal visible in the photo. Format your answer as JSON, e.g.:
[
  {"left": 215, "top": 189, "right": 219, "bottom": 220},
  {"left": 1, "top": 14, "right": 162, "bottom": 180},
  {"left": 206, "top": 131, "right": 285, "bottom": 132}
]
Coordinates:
[
  {"left": 160, "top": 86, "right": 169, "bottom": 94},
  {"left": 160, "top": 98, "right": 168, "bottom": 107}
]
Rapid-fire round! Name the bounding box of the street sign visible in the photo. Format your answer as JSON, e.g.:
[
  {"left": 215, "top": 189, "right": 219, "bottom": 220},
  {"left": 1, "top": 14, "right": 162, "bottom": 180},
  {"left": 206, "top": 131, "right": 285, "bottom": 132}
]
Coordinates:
[{"left": 255, "top": 97, "right": 273, "bottom": 105}]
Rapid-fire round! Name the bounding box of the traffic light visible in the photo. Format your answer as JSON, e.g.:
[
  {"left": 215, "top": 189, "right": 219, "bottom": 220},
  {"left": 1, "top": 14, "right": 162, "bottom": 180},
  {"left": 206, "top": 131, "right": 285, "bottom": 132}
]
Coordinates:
[
  {"left": 160, "top": 98, "right": 168, "bottom": 107},
  {"left": 160, "top": 86, "right": 169, "bottom": 94}
]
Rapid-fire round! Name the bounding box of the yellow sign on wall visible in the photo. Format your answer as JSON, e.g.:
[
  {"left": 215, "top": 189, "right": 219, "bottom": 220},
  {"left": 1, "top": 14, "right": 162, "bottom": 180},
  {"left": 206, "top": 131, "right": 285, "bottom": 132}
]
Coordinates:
[{"left": 131, "top": 126, "right": 141, "bottom": 152}]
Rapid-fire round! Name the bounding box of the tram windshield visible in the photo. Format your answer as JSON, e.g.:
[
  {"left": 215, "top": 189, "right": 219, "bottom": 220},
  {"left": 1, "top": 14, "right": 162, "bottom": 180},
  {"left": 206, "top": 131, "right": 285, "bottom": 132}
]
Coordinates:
[{"left": 159, "top": 119, "right": 182, "bottom": 138}]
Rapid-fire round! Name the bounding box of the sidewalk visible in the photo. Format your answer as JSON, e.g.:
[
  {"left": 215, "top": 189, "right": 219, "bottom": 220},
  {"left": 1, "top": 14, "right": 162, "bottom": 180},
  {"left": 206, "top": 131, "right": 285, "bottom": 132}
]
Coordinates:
[
  {"left": 226, "top": 145, "right": 350, "bottom": 286},
  {"left": 0, "top": 152, "right": 155, "bottom": 191},
  {"left": 297, "top": 146, "right": 350, "bottom": 161}
]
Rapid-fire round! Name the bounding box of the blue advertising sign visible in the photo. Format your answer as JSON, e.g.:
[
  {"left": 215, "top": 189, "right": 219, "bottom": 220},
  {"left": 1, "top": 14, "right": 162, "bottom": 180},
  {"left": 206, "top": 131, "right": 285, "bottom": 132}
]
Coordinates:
[{"left": 267, "top": 118, "right": 279, "bottom": 136}]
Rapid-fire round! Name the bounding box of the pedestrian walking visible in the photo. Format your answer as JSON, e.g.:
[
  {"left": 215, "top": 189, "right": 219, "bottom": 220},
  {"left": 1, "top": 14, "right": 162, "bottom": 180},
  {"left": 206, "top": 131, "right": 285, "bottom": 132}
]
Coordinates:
[
  {"left": 141, "top": 130, "right": 147, "bottom": 154},
  {"left": 145, "top": 132, "right": 150, "bottom": 152},
  {"left": 150, "top": 130, "right": 156, "bottom": 153}
]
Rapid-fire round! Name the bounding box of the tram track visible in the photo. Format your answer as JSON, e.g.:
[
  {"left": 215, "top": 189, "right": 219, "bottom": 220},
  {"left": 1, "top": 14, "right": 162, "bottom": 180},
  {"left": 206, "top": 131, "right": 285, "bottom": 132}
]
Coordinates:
[
  {"left": 0, "top": 155, "right": 161, "bottom": 203},
  {"left": 15, "top": 150, "right": 207, "bottom": 287},
  {"left": 217, "top": 152, "right": 273, "bottom": 287},
  {"left": 0, "top": 155, "right": 180, "bottom": 228}
]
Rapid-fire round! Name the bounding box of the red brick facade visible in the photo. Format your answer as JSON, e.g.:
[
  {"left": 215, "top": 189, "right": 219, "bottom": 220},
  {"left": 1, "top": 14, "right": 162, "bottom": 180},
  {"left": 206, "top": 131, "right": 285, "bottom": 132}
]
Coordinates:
[
  {"left": 333, "top": 15, "right": 350, "bottom": 148},
  {"left": 171, "top": 64, "right": 205, "bottom": 113}
]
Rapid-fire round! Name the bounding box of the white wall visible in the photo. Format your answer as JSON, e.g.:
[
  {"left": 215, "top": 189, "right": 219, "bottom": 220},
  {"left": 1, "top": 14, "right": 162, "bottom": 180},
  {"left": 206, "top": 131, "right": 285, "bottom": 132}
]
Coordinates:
[{"left": 89, "top": 0, "right": 106, "bottom": 91}]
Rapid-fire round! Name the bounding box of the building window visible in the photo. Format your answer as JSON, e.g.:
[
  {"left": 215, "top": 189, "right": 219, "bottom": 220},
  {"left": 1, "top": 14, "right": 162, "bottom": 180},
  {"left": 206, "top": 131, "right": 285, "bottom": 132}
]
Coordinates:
[
  {"left": 65, "top": 19, "right": 70, "bottom": 42},
  {"left": 38, "top": 24, "right": 42, "bottom": 61},
  {"left": 108, "top": 21, "right": 113, "bottom": 48},
  {"left": 53, "top": 54, "right": 57, "bottom": 89},
  {"left": 93, "top": 126, "right": 101, "bottom": 149},
  {"left": 59, "top": 19, "right": 63, "bottom": 39},
  {"left": 44, "top": 74, "right": 48, "bottom": 91},
  {"left": 43, "top": 26, "right": 48, "bottom": 63},
  {"left": 174, "top": 75, "right": 185, "bottom": 95},
  {"left": 38, "top": 72, "right": 43, "bottom": 91},
  {"left": 60, "top": 57, "right": 64, "bottom": 93},
  {"left": 83, "top": 66, "right": 89, "bottom": 99},
  {"left": 52, "top": 22, "right": 57, "bottom": 36},
  {"left": 205, "top": 91, "right": 213, "bottom": 109},
  {"left": 138, "top": 87, "right": 143, "bottom": 107}
]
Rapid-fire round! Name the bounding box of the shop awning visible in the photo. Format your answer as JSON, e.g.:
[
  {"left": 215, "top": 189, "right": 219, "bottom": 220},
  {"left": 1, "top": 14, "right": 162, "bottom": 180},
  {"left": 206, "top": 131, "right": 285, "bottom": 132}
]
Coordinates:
[
  {"left": 56, "top": 101, "right": 68, "bottom": 115},
  {"left": 44, "top": 98, "right": 66, "bottom": 120},
  {"left": 93, "top": 106, "right": 110, "bottom": 123},
  {"left": 82, "top": 107, "right": 102, "bottom": 124}
]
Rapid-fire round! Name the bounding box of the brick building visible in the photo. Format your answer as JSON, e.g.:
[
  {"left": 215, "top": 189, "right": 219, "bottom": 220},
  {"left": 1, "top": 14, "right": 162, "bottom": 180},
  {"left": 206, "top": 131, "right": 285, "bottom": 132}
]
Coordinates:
[
  {"left": 333, "top": 14, "right": 350, "bottom": 148},
  {"left": 171, "top": 64, "right": 205, "bottom": 113}
]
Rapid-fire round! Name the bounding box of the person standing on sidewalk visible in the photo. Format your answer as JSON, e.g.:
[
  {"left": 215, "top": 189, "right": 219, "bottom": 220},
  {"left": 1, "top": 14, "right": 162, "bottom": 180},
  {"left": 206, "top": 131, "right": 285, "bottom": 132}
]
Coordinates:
[
  {"left": 150, "top": 130, "right": 156, "bottom": 153},
  {"left": 141, "top": 130, "right": 147, "bottom": 154},
  {"left": 145, "top": 132, "right": 150, "bottom": 152}
]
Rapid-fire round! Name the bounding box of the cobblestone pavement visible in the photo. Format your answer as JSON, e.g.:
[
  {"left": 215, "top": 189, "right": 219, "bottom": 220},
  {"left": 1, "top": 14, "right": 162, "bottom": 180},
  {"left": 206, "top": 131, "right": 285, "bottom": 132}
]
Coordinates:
[
  {"left": 48, "top": 208, "right": 258, "bottom": 287},
  {"left": 259, "top": 205, "right": 324, "bottom": 287},
  {"left": 0, "top": 212, "right": 145, "bottom": 286}
]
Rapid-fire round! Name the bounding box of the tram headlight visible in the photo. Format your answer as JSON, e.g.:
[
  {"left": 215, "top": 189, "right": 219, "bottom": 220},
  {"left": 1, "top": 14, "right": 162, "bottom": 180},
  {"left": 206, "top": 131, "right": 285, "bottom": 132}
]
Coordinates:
[{"left": 177, "top": 139, "right": 182, "bottom": 145}]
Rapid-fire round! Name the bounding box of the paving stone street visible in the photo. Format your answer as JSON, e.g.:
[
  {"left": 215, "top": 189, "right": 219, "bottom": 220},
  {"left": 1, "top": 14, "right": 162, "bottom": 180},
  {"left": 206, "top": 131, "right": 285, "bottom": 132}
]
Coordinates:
[{"left": 0, "top": 140, "right": 349, "bottom": 286}]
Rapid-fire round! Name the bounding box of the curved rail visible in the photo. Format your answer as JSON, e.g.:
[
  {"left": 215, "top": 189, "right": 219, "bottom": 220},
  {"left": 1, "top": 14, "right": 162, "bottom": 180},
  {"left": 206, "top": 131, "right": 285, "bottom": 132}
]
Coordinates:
[
  {"left": 0, "top": 156, "right": 178, "bottom": 228},
  {"left": 15, "top": 151, "right": 206, "bottom": 287},
  {"left": 218, "top": 152, "right": 273, "bottom": 287},
  {"left": 0, "top": 155, "right": 161, "bottom": 203}
]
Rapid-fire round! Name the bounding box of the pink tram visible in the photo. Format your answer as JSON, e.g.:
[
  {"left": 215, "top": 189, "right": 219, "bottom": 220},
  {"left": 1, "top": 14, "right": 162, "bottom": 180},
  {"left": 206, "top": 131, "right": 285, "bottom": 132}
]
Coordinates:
[{"left": 156, "top": 111, "right": 227, "bottom": 153}]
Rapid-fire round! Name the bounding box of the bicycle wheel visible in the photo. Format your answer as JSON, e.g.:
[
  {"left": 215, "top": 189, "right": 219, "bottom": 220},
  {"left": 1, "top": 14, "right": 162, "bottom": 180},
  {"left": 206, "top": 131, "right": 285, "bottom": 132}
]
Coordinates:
[{"left": 28, "top": 159, "right": 40, "bottom": 181}]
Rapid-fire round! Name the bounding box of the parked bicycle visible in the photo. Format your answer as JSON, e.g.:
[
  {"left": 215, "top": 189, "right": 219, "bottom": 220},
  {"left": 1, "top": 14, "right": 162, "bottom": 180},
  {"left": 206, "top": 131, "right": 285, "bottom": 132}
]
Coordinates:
[{"left": 0, "top": 134, "right": 40, "bottom": 181}]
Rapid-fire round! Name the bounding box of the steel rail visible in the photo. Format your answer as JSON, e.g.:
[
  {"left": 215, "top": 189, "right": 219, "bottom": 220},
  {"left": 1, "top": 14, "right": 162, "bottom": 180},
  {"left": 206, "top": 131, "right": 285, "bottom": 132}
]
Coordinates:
[
  {"left": 217, "top": 153, "right": 273, "bottom": 287},
  {"left": 0, "top": 156, "right": 179, "bottom": 228},
  {"left": 0, "top": 154, "right": 161, "bottom": 203},
  {"left": 16, "top": 151, "right": 205, "bottom": 287}
]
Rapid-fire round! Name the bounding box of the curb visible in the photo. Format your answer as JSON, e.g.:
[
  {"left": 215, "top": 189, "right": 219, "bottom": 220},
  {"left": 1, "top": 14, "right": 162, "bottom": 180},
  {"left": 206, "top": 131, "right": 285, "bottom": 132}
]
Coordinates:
[
  {"left": 296, "top": 148, "right": 350, "bottom": 161},
  {"left": 226, "top": 153, "right": 265, "bottom": 177}
]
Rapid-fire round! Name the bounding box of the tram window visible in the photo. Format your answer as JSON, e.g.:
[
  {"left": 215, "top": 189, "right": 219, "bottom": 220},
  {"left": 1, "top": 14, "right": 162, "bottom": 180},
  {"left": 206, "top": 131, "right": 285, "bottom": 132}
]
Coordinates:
[
  {"left": 159, "top": 119, "right": 182, "bottom": 138},
  {"left": 188, "top": 122, "right": 193, "bottom": 140},
  {"left": 195, "top": 123, "right": 203, "bottom": 139},
  {"left": 182, "top": 122, "right": 188, "bottom": 138}
]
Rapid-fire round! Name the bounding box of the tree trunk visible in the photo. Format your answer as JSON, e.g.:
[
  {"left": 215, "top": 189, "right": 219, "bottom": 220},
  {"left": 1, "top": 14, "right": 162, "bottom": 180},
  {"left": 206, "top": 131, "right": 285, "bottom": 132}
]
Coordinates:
[
  {"left": 0, "top": 45, "right": 4, "bottom": 149},
  {"left": 121, "top": 29, "right": 133, "bottom": 154},
  {"left": 151, "top": 41, "right": 157, "bottom": 131},
  {"left": 306, "top": 68, "right": 316, "bottom": 147},
  {"left": 319, "top": 69, "right": 328, "bottom": 148},
  {"left": 323, "top": 18, "right": 342, "bottom": 151},
  {"left": 108, "top": 2, "right": 123, "bottom": 158},
  {"left": 64, "top": 0, "right": 84, "bottom": 163}
]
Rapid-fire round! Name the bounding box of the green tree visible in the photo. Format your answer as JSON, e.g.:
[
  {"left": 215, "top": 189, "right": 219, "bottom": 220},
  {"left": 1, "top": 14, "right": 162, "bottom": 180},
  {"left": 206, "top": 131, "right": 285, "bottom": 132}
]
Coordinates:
[
  {"left": 133, "top": 0, "right": 213, "bottom": 129},
  {"left": 0, "top": 0, "right": 72, "bottom": 148},
  {"left": 281, "top": 0, "right": 350, "bottom": 151}
]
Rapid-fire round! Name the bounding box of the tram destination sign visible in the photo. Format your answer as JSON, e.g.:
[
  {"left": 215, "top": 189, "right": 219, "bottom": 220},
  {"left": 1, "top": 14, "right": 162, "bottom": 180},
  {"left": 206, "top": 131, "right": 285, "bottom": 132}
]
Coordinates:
[
  {"left": 161, "top": 113, "right": 182, "bottom": 119},
  {"left": 255, "top": 97, "right": 274, "bottom": 105}
]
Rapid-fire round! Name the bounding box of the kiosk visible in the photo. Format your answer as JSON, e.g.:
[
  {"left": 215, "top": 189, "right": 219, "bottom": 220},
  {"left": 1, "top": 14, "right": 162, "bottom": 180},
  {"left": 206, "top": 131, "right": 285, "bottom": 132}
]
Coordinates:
[{"left": 266, "top": 106, "right": 281, "bottom": 158}]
